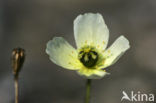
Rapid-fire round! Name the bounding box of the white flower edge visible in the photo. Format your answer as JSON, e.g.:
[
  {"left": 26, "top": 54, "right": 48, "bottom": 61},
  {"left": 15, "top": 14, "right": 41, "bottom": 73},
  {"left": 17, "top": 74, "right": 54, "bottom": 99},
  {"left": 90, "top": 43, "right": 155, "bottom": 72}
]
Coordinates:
[
  {"left": 74, "top": 13, "right": 109, "bottom": 50},
  {"left": 46, "top": 37, "right": 80, "bottom": 70},
  {"left": 101, "top": 35, "right": 130, "bottom": 69}
]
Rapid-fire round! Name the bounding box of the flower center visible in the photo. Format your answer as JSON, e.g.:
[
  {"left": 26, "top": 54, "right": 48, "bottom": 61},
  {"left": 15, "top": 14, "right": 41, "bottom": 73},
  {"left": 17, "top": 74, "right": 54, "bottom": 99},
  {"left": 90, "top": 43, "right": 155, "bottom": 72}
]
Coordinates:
[{"left": 78, "top": 47, "right": 98, "bottom": 68}]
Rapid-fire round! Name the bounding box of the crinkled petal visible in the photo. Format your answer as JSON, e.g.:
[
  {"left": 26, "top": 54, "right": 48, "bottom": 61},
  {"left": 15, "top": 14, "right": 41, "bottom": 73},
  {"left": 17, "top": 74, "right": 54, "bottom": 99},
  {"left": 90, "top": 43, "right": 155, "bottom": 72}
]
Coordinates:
[
  {"left": 74, "top": 13, "right": 109, "bottom": 50},
  {"left": 102, "top": 35, "right": 130, "bottom": 68},
  {"left": 77, "top": 68, "right": 109, "bottom": 79},
  {"left": 46, "top": 37, "right": 81, "bottom": 70}
]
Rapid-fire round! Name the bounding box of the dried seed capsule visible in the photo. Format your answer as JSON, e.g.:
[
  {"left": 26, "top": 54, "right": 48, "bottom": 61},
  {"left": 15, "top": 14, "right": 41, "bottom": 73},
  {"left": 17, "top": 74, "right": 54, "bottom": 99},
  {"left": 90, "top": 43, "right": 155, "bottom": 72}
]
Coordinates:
[{"left": 11, "top": 48, "right": 25, "bottom": 77}]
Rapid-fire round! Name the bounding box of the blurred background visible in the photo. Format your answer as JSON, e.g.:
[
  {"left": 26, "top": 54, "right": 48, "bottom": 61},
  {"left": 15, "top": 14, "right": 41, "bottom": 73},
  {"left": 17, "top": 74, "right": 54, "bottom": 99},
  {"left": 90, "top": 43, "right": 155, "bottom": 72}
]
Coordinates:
[{"left": 0, "top": 0, "right": 156, "bottom": 103}]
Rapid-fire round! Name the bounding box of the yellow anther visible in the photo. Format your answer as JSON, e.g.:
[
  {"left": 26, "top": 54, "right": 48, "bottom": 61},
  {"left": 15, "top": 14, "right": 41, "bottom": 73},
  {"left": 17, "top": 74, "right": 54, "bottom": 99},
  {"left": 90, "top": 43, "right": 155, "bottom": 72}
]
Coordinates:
[
  {"left": 103, "top": 60, "right": 105, "bottom": 64},
  {"left": 108, "top": 50, "right": 111, "bottom": 53},
  {"left": 85, "top": 40, "right": 88, "bottom": 44},
  {"left": 97, "top": 45, "right": 100, "bottom": 48},
  {"left": 103, "top": 41, "right": 105, "bottom": 44}
]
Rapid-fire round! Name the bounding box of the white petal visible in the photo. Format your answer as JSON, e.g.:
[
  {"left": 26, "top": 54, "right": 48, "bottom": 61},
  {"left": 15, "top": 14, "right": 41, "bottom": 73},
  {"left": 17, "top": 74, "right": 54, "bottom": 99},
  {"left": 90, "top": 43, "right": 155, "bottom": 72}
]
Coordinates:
[
  {"left": 88, "top": 70, "right": 109, "bottom": 79},
  {"left": 74, "top": 13, "right": 109, "bottom": 50},
  {"left": 77, "top": 69, "right": 109, "bottom": 79},
  {"left": 103, "top": 36, "right": 130, "bottom": 68},
  {"left": 46, "top": 37, "right": 81, "bottom": 70}
]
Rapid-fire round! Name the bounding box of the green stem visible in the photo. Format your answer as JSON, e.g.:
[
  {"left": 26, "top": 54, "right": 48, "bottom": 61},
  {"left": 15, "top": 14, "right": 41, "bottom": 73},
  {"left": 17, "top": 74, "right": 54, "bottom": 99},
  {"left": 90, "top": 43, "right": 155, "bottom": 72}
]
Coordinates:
[{"left": 85, "top": 79, "right": 92, "bottom": 103}]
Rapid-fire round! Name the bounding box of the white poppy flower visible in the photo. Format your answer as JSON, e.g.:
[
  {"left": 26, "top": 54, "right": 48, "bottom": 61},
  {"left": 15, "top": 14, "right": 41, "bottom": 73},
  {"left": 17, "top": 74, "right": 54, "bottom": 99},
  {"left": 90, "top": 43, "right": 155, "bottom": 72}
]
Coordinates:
[{"left": 46, "top": 13, "right": 130, "bottom": 79}]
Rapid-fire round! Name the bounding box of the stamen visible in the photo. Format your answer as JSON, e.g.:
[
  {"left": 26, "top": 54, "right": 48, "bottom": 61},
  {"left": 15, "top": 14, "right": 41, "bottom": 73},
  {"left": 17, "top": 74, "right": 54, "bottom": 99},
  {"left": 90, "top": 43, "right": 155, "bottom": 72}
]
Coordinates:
[
  {"left": 97, "top": 45, "right": 100, "bottom": 48},
  {"left": 85, "top": 40, "right": 88, "bottom": 44},
  {"left": 108, "top": 50, "right": 111, "bottom": 53},
  {"left": 103, "top": 41, "right": 105, "bottom": 44}
]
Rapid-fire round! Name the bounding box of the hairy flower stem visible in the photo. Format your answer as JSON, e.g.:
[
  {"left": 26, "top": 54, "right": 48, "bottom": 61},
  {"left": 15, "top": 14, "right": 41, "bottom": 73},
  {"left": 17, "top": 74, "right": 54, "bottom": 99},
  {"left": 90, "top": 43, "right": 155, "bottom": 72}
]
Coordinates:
[
  {"left": 85, "top": 79, "right": 92, "bottom": 103},
  {"left": 14, "top": 75, "right": 19, "bottom": 103}
]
